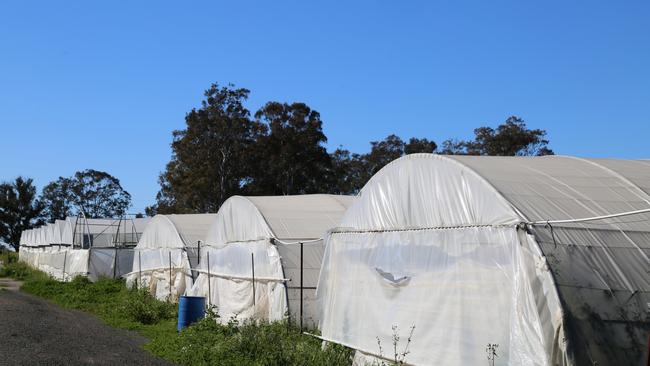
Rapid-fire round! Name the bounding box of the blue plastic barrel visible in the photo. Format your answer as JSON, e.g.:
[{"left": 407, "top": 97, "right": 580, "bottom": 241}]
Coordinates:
[{"left": 177, "top": 296, "right": 206, "bottom": 332}]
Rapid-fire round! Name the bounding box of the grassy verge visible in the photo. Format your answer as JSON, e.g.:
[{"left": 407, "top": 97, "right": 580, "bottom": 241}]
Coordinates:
[{"left": 0, "top": 253, "right": 353, "bottom": 366}]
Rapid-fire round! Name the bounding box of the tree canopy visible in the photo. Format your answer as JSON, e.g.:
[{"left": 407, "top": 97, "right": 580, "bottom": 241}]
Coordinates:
[
  {"left": 148, "top": 83, "right": 554, "bottom": 212},
  {"left": 0, "top": 177, "right": 42, "bottom": 250},
  {"left": 331, "top": 135, "right": 438, "bottom": 194},
  {"left": 148, "top": 86, "right": 339, "bottom": 214},
  {"left": 251, "top": 102, "right": 332, "bottom": 195},
  {"left": 40, "top": 177, "right": 74, "bottom": 222},
  {"left": 39, "top": 169, "right": 131, "bottom": 220},
  {"left": 440, "top": 116, "right": 553, "bottom": 156},
  {"left": 149, "top": 83, "right": 264, "bottom": 215}
]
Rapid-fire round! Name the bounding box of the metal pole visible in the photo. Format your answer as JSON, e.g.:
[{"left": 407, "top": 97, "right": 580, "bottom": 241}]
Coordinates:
[
  {"left": 251, "top": 253, "right": 255, "bottom": 307},
  {"left": 300, "top": 242, "right": 303, "bottom": 331},
  {"left": 138, "top": 250, "right": 142, "bottom": 290},
  {"left": 207, "top": 251, "right": 211, "bottom": 307},
  {"left": 113, "top": 217, "right": 121, "bottom": 279},
  {"left": 72, "top": 216, "right": 78, "bottom": 250},
  {"left": 646, "top": 335, "right": 650, "bottom": 366},
  {"left": 62, "top": 250, "right": 67, "bottom": 281},
  {"left": 113, "top": 246, "right": 118, "bottom": 279},
  {"left": 86, "top": 247, "right": 92, "bottom": 277},
  {"left": 169, "top": 251, "right": 173, "bottom": 300}
]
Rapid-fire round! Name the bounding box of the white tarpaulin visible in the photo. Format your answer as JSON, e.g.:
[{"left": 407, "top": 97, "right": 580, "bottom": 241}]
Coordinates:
[
  {"left": 19, "top": 217, "right": 150, "bottom": 282},
  {"left": 125, "top": 214, "right": 217, "bottom": 301},
  {"left": 317, "top": 154, "right": 650, "bottom": 366},
  {"left": 189, "top": 194, "right": 354, "bottom": 327}
]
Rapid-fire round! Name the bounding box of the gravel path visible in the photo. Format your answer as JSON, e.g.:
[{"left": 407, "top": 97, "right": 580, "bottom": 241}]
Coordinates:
[{"left": 0, "top": 279, "right": 175, "bottom": 366}]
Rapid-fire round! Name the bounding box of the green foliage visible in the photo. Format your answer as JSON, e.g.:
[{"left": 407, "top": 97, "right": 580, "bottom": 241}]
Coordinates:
[
  {"left": 40, "top": 176, "right": 75, "bottom": 222},
  {"left": 0, "top": 177, "right": 42, "bottom": 250},
  {"left": 0, "top": 253, "right": 37, "bottom": 280},
  {"left": 148, "top": 82, "right": 555, "bottom": 210},
  {"left": 122, "top": 287, "right": 177, "bottom": 325},
  {"left": 19, "top": 275, "right": 176, "bottom": 328},
  {"left": 440, "top": 116, "right": 553, "bottom": 156},
  {"left": 148, "top": 312, "right": 353, "bottom": 366},
  {"left": 40, "top": 169, "right": 131, "bottom": 221},
  {"left": 251, "top": 102, "right": 333, "bottom": 195},
  {"left": 2, "top": 261, "right": 352, "bottom": 366},
  {"left": 331, "top": 135, "right": 437, "bottom": 194},
  {"left": 149, "top": 83, "right": 342, "bottom": 213},
  {"left": 0, "top": 260, "right": 34, "bottom": 280},
  {"left": 1, "top": 250, "right": 19, "bottom": 264},
  {"left": 329, "top": 148, "right": 365, "bottom": 195},
  {"left": 150, "top": 83, "right": 265, "bottom": 215}
]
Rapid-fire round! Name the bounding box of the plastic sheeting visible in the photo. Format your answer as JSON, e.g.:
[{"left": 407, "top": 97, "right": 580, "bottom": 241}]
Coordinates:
[
  {"left": 134, "top": 215, "right": 211, "bottom": 250},
  {"left": 60, "top": 218, "right": 75, "bottom": 245},
  {"left": 19, "top": 246, "right": 135, "bottom": 282},
  {"left": 19, "top": 217, "right": 150, "bottom": 283},
  {"left": 128, "top": 248, "right": 192, "bottom": 301},
  {"left": 125, "top": 214, "right": 217, "bottom": 301},
  {"left": 190, "top": 240, "right": 288, "bottom": 322},
  {"left": 276, "top": 240, "right": 326, "bottom": 327},
  {"left": 318, "top": 154, "right": 650, "bottom": 366},
  {"left": 448, "top": 155, "right": 650, "bottom": 365},
  {"left": 319, "top": 227, "right": 560, "bottom": 365},
  {"left": 317, "top": 155, "right": 569, "bottom": 365},
  {"left": 18, "top": 247, "right": 89, "bottom": 281},
  {"left": 189, "top": 194, "right": 354, "bottom": 326}
]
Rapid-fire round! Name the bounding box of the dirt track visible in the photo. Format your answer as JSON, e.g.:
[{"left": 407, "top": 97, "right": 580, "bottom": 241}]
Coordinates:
[{"left": 0, "top": 279, "right": 174, "bottom": 366}]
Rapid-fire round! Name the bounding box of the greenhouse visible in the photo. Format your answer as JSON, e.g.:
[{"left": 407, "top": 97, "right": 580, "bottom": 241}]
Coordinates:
[
  {"left": 316, "top": 154, "right": 650, "bottom": 366},
  {"left": 125, "top": 214, "right": 218, "bottom": 301},
  {"left": 19, "top": 216, "right": 150, "bottom": 281},
  {"left": 189, "top": 194, "right": 354, "bottom": 328}
]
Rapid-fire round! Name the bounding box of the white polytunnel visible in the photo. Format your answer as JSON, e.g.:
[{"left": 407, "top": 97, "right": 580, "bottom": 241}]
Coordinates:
[
  {"left": 316, "top": 154, "right": 650, "bottom": 366},
  {"left": 125, "top": 214, "right": 218, "bottom": 301},
  {"left": 18, "top": 216, "right": 151, "bottom": 282},
  {"left": 60, "top": 217, "right": 75, "bottom": 246},
  {"left": 188, "top": 194, "right": 355, "bottom": 328},
  {"left": 46, "top": 224, "right": 56, "bottom": 246}
]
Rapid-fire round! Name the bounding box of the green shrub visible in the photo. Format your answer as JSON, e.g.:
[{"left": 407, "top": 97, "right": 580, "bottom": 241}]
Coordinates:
[
  {"left": 0, "top": 251, "right": 19, "bottom": 264},
  {"left": 0, "top": 258, "right": 38, "bottom": 280},
  {"left": 122, "top": 288, "right": 177, "bottom": 325},
  {"left": 147, "top": 312, "right": 353, "bottom": 366}
]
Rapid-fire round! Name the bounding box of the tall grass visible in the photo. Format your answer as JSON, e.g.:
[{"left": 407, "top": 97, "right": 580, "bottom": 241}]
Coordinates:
[
  {"left": 0, "top": 252, "right": 33, "bottom": 280},
  {"left": 149, "top": 312, "right": 352, "bottom": 366},
  {"left": 0, "top": 254, "right": 353, "bottom": 366}
]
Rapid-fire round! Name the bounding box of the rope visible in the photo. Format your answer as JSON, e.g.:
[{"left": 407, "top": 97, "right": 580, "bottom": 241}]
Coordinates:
[
  {"left": 319, "top": 207, "right": 650, "bottom": 237},
  {"left": 545, "top": 221, "right": 558, "bottom": 249},
  {"left": 193, "top": 268, "right": 288, "bottom": 283},
  {"left": 527, "top": 208, "right": 650, "bottom": 226},
  {"left": 122, "top": 266, "right": 192, "bottom": 278},
  {"left": 271, "top": 238, "right": 322, "bottom": 245},
  {"left": 323, "top": 209, "right": 650, "bottom": 236},
  {"left": 200, "top": 237, "right": 322, "bottom": 247},
  {"left": 329, "top": 223, "right": 515, "bottom": 235}
]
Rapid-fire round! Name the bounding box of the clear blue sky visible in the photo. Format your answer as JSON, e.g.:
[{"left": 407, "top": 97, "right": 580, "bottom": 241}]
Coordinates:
[{"left": 1, "top": 1, "right": 649, "bottom": 214}]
